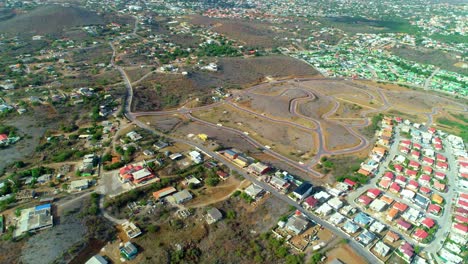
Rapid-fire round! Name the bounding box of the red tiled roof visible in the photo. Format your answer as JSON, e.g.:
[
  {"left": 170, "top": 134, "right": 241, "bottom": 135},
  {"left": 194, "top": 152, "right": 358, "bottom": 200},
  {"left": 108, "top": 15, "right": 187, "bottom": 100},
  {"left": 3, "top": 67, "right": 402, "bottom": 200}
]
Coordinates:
[
  {"left": 428, "top": 204, "right": 441, "bottom": 214},
  {"left": 423, "top": 166, "right": 433, "bottom": 174},
  {"left": 359, "top": 195, "right": 372, "bottom": 205},
  {"left": 390, "top": 182, "right": 401, "bottom": 193},
  {"left": 344, "top": 178, "right": 357, "bottom": 186},
  {"left": 304, "top": 196, "right": 319, "bottom": 207},
  {"left": 422, "top": 157, "right": 434, "bottom": 164},
  {"left": 405, "top": 169, "right": 417, "bottom": 176},
  {"left": 419, "top": 174, "right": 431, "bottom": 182},
  {"left": 421, "top": 218, "right": 435, "bottom": 228},
  {"left": 383, "top": 171, "right": 394, "bottom": 179},
  {"left": 393, "top": 202, "right": 408, "bottom": 212},
  {"left": 419, "top": 186, "right": 431, "bottom": 194},
  {"left": 455, "top": 215, "right": 468, "bottom": 224},
  {"left": 397, "top": 219, "right": 411, "bottom": 229},
  {"left": 367, "top": 188, "right": 381, "bottom": 198},
  {"left": 413, "top": 228, "right": 429, "bottom": 239},
  {"left": 0, "top": 134, "right": 7, "bottom": 141},
  {"left": 394, "top": 164, "right": 404, "bottom": 172},
  {"left": 453, "top": 223, "right": 468, "bottom": 233}
]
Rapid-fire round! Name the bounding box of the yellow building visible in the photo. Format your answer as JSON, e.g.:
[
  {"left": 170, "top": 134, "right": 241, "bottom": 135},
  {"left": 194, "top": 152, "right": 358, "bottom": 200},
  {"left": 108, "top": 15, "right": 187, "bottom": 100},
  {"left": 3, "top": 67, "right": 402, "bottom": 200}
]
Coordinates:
[{"left": 197, "top": 134, "right": 208, "bottom": 141}]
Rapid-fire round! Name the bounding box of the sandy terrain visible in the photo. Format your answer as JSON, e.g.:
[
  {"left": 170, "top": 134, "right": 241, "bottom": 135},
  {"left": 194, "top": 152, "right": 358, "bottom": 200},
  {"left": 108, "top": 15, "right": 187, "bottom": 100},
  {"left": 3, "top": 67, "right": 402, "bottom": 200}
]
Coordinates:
[{"left": 326, "top": 244, "right": 368, "bottom": 264}]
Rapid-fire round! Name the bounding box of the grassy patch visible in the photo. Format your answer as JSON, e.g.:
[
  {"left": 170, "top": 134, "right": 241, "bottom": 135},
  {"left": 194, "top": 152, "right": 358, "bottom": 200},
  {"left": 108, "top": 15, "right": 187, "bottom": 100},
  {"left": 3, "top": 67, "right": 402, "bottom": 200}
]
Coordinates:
[{"left": 437, "top": 117, "right": 468, "bottom": 141}]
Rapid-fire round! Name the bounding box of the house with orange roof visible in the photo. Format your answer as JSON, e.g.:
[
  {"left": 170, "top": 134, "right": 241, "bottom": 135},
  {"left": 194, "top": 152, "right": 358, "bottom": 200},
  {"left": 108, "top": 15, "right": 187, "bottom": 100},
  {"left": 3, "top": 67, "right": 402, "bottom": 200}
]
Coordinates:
[
  {"left": 431, "top": 193, "right": 444, "bottom": 204},
  {"left": 387, "top": 208, "right": 399, "bottom": 221}
]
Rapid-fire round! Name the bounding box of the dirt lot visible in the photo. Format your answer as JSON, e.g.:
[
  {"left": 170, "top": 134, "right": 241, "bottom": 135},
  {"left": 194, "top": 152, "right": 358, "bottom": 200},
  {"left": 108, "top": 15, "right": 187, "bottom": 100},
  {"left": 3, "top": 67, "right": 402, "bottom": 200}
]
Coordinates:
[
  {"left": 192, "top": 104, "right": 317, "bottom": 161},
  {"left": 326, "top": 244, "right": 368, "bottom": 264},
  {"left": 186, "top": 177, "right": 248, "bottom": 208}
]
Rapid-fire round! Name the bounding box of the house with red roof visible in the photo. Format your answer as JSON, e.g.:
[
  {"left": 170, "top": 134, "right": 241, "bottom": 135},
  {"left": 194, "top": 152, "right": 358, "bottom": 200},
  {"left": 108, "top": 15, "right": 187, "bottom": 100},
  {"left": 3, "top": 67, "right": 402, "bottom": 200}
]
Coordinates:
[
  {"left": 379, "top": 179, "right": 391, "bottom": 189},
  {"left": 458, "top": 199, "right": 468, "bottom": 210},
  {"left": 460, "top": 193, "right": 468, "bottom": 203},
  {"left": 343, "top": 178, "right": 357, "bottom": 188},
  {"left": 399, "top": 242, "right": 414, "bottom": 261},
  {"left": 394, "top": 117, "right": 403, "bottom": 123},
  {"left": 400, "top": 146, "right": 410, "bottom": 154},
  {"left": 358, "top": 168, "right": 371, "bottom": 177},
  {"left": 436, "top": 154, "right": 446, "bottom": 162},
  {"left": 419, "top": 174, "right": 431, "bottom": 186},
  {"left": 455, "top": 207, "right": 467, "bottom": 217},
  {"left": 433, "top": 181, "right": 446, "bottom": 192},
  {"left": 452, "top": 223, "right": 468, "bottom": 236},
  {"left": 421, "top": 217, "right": 435, "bottom": 229},
  {"left": 0, "top": 134, "right": 7, "bottom": 143},
  {"left": 428, "top": 204, "right": 442, "bottom": 215},
  {"left": 454, "top": 215, "right": 468, "bottom": 224},
  {"left": 422, "top": 166, "right": 433, "bottom": 175},
  {"left": 410, "top": 150, "right": 420, "bottom": 160},
  {"left": 395, "top": 175, "right": 407, "bottom": 186},
  {"left": 407, "top": 180, "right": 419, "bottom": 191},
  {"left": 434, "top": 143, "right": 443, "bottom": 151},
  {"left": 434, "top": 172, "right": 446, "bottom": 181},
  {"left": 394, "top": 164, "right": 404, "bottom": 173},
  {"left": 436, "top": 162, "right": 448, "bottom": 170},
  {"left": 413, "top": 228, "right": 429, "bottom": 241},
  {"left": 367, "top": 188, "right": 381, "bottom": 199},
  {"left": 303, "top": 196, "right": 319, "bottom": 210},
  {"left": 460, "top": 173, "right": 468, "bottom": 179},
  {"left": 400, "top": 140, "right": 411, "bottom": 148},
  {"left": 390, "top": 182, "right": 401, "bottom": 193},
  {"left": 397, "top": 219, "right": 412, "bottom": 231},
  {"left": 405, "top": 169, "right": 418, "bottom": 179},
  {"left": 383, "top": 171, "right": 394, "bottom": 180},
  {"left": 216, "top": 170, "right": 229, "bottom": 180},
  {"left": 422, "top": 157, "right": 434, "bottom": 166},
  {"left": 408, "top": 161, "right": 420, "bottom": 170},
  {"left": 427, "top": 127, "right": 436, "bottom": 134},
  {"left": 413, "top": 143, "right": 422, "bottom": 150},
  {"left": 359, "top": 195, "right": 372, "bottom": 206},
  {"left": 419, "top": 186, "right": 431, "bottom": 195},
  {"left": 393, "top": 202, "right": 409, "bottom": 212}
]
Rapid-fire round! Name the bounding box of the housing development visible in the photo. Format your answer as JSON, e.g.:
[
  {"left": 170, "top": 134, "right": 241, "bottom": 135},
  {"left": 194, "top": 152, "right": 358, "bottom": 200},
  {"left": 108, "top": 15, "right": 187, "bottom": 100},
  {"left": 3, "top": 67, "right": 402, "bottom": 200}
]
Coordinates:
[{"left": 0, "top": 0, "right": 466, "bottom": 264}]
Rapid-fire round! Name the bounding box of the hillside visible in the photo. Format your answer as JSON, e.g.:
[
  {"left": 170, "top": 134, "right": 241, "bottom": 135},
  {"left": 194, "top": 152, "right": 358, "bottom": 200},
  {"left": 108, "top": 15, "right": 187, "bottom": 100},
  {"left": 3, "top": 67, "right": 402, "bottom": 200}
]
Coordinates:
[{"left": 0, "top": 5, "right": 105, "bottom": 35}]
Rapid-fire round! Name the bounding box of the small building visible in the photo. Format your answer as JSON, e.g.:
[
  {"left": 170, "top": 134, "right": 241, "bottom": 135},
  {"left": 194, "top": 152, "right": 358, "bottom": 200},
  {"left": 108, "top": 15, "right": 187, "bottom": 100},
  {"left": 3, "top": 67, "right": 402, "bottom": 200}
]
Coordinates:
[
  {"left": 153, "top": 186, "right": 177, "bottom": 200},
  {"left": 303, "top": 196, "right": 319, "bottom": 210},
  {"left": 399, "top": 242, "right": 415, "bottom": 261},
  {"left": 292, "top": 182, "right": 313, "bottom": 201},
  {"left": 428, "top": 204, "right": 442, "bottom": 215},
  {"left": 358, "top": 195, "right": 372, "bottom": 206},
  {"left": 189, "top": 151, "right": 203, "bottom": 164},
  {"left": 17, "top": 204, "right": 53, "bottom": 235},
  {"left": 353, "top": 212, "right": 374, "bottom": 227},
  {"left": 431, "top": 193, "right": 444, "bottom": 205},
  {"left": 223, "top": 149, "right": 239, "bottom": 159},
  {"left": 230, "top": 154, "right": 248, "bottom": 166},
  {"left": 120, "top": 241, "right": 138, "bottom": 260},
  {"left": 373, "top": 241, "right": 391, "bottom": 257},
  {"left": 343, "top": 220, "right": 360, "bottom": 234},
  {"left": 86, "top": 255, "right": 108, "bottom": 264},
  {"left": 357, "top": 230, "right": 376, "bottom": 246},
  {"left": 413, "top": 228, "right": 429, "bottom": 241},
  {"left": 397, "top": 219, "right": 412, "bottom": 231},
  {"left": 367, "top": 188, "right": 381, "bottom": 199},
  {"left": 206, "top": 208, "right": 223, "bottom": 224},
  {"left": 126, "top": 131, "right": 142, "bottom": 141},
  {"left": 172, "top": 190, "right": 193, "bottom": 204},
  {"left": 387, "top": 208, "right": 399, "bottom": 221},
  {"left": 70, "top": 179, "right": 90, "bottom": 191},
  {"left": 327, "top": 197, "right": 344, "bottom": 210},
  {"left": 247, "top": 162, "right": 270, "bottom": 175},
  {"left": 384, "top": 231, "right": 400, "bottom": 244},
  {"left": 421, "top": 217, "right": 435, "bottom": 229},
  {"left": 285, "top": 215, "right": 309, "bottom": 235},
  {"left": 244, "top": 184, "right": 264, "bottom": 199},
  {"left": 122, "top": 221, "right": 142, "bottom": 239},
  {"left": 369, "top": 199, "right": 387, "bottom": 212}
]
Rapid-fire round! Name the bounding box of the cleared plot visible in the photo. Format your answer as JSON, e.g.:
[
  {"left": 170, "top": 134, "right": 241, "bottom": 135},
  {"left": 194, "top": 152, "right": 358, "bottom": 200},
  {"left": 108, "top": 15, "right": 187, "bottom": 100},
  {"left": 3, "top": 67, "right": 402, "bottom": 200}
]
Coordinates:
[
  {"left": 185, "top": 177, "right": 245, "bottom": 208},
  {"left": 137, "top": 115, "right": 183, "bottom": 133},
  {"left": 190, "top": 55, "right": 319, "bottom": 89},
  {"left": 297, "top": 95, "right": 336, "bottom": 119},
  {"left": 332, "top": 101, "right": 369, "bottom": 119},
  {"left": 237, "top": 90, "right": 317, "bottom": 129},
  {"left": 192, "top": 105, "right": 317, "bottom": 161},
  {"left": 322, "top": 121, "right": 361, "bottom": 151},
  {"left": 325, "top": 244, "right": 368, "bottom": 264},
  {"left": 173, "top": 121, "right": 259, "bottom": 154}
]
